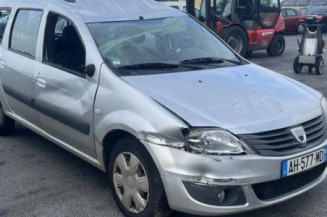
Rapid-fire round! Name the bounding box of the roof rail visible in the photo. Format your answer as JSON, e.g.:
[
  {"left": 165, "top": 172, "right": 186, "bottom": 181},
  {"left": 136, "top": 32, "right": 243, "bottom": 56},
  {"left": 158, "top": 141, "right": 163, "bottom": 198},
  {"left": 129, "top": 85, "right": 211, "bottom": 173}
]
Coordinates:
[{"left": 63, "top": 0, "right": 75, "bottom": 3}]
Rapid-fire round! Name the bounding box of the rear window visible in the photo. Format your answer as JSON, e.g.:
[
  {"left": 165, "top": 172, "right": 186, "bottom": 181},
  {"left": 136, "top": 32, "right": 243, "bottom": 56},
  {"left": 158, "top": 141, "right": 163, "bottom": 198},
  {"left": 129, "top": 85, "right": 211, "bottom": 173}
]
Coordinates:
[
  {"left": 10, "top": 9, "right": 42, "bottom": 57},
  {"left": 307, "top": 6, "right": 327, "bottom": 14},
  {"left": 0, "top": 8, "right": 11, "bottom": 44}
]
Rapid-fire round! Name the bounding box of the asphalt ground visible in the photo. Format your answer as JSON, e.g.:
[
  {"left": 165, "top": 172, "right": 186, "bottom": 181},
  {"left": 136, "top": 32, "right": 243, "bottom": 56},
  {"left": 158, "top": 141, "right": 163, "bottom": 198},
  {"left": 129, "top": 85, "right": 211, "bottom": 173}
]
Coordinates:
[{"left": 1, "top": 34, "right": 327, "bottom": 217}]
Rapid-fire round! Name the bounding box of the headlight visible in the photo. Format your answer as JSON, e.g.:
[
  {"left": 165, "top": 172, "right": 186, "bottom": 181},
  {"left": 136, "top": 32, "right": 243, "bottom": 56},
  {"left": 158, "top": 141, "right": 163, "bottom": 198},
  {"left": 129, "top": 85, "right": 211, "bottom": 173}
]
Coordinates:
[
  {"left": 322, "top": 97, "right": 327, "bottom": 121},
  {"left": 186, "top": 129, "right": 246, "bottom": 155}
]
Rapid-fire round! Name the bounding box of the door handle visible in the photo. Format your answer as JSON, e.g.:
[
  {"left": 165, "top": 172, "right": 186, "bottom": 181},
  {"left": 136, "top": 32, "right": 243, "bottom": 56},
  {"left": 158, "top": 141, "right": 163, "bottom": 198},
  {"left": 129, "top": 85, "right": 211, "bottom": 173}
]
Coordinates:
[{"left": 36, "top": 78, "right": 46, "bottom": 88}]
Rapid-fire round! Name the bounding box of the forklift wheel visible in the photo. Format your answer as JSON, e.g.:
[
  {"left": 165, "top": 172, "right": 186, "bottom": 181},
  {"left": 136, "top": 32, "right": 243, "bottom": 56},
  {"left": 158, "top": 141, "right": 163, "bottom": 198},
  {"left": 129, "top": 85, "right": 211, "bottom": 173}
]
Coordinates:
[
  {"left": 293, "top": 56, "right": 302, "bottom": 74},
  {"left": 315, "top": 58, "right": 324, "bottom": 75},
  {"left": 267, "top": 34, "right": 285, "bottom": 57},
  {"left": 220, "top": 26, "right": 248, "bottom": 57}
]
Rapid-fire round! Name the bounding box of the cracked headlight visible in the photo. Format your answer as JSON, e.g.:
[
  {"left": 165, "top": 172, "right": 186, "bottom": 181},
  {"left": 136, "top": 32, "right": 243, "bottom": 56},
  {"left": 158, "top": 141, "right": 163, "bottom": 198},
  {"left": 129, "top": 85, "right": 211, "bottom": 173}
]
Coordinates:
[
  {"left": 322, "top": 97, "right": 327, "bottom": 122},
  {"left": 186, "top": 129, "right": 246, "bottom": 155},
  {"left": 143, "top": 133, "right": 185, "bottom": 148}
]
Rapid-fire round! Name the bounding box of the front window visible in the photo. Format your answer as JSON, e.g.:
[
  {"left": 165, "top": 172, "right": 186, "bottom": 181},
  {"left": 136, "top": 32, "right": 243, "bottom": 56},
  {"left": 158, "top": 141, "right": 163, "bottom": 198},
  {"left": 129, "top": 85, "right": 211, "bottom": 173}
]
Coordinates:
[
  {"left": 88, "top": 16, "right": 242, "bottom": 76},
  {"left": 43, "top": 12, "right": 86, "bottom": 75},
  {"left": 259, "top": 0, "right": 280, "bottom": 28},
  {"left": 200, "top": 0, "right": 232, "bottom": 19},
  {"left": 287, "top": 9, "right": 297, "bottom": 16}
]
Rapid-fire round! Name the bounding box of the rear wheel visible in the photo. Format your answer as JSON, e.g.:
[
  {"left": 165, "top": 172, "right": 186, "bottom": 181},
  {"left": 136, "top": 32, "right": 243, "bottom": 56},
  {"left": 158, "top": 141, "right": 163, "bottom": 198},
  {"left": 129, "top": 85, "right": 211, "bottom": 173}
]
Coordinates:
[
  {"left": 220, "top": 26, "right": 248, "bottom": 57},
  {"left": 108, "top": 136, "right": 171, "bottom": 217},
  {"left": 293, "top": 56, "right": 302, "bottom": 74},
  {"left": 267, "top": 34, "right": 285, "bottom": 56},
  {"left": 297, "top": 23, "right": 305, "bottom": 34},
  {"left": 315, "top": 58, "right": 324, "bottom": 75},
  {"left": 0, "top": 104, "right": 15, "bottom": 136}
]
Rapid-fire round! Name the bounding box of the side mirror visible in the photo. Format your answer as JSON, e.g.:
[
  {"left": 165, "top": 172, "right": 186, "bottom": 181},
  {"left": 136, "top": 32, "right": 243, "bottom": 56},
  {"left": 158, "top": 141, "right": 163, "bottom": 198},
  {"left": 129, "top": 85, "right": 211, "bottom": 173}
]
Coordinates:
[{"left": 84, "top": 64, "right": 96, "bottom": 77}]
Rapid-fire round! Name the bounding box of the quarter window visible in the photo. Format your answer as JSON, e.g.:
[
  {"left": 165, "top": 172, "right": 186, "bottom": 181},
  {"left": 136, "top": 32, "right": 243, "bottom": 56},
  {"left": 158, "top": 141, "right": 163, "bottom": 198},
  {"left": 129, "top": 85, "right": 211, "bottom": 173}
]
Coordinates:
[
  {"left": 0, "top": 9, "right": 11, "bottom": 44},
  {"left": 43, "top": 12, "right": 86, "bottom": 75},
  {"left": 10, "top": 10, "right": 42, "bottom": 57}
]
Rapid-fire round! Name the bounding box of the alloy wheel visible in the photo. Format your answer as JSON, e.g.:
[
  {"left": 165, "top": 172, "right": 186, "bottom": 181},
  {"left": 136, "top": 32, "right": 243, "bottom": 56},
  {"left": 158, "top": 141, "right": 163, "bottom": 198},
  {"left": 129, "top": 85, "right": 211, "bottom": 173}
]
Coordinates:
[{"left": 298, "top": 23, "right": 305, "bottom": 34}]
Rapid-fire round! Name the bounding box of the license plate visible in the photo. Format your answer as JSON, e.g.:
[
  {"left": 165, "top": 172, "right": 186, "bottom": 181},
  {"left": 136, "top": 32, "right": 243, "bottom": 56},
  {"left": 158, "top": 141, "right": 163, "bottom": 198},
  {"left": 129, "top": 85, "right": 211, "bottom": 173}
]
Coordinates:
[
  {"left": 306, "top": 16, "right": 314, "bottom": 20},
  {"left": 281, "top": 148, "right": 327, "bottom": 178}
]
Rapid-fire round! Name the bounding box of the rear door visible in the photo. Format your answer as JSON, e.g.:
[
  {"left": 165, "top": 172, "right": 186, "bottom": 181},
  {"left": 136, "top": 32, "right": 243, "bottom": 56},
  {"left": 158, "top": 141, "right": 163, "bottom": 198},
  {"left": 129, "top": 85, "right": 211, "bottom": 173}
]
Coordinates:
[
  {"left": 281, "top": 9, "right": 292, "bottom": 31},
  {"left": 286, "top": 9, "right": 298, "bottom": 30},
  {"left": 0, "top": 9, "right": 43, "bottom": 126},
  {"left": 35, "top": 11, "right": 100, "bottom": 157}
]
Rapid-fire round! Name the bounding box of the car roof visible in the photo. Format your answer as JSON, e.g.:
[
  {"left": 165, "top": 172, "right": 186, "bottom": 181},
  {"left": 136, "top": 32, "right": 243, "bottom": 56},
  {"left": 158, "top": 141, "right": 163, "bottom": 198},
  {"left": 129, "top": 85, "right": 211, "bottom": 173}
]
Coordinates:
[{"left": 0, "top": 0, "right": 184, "bottom": 23}]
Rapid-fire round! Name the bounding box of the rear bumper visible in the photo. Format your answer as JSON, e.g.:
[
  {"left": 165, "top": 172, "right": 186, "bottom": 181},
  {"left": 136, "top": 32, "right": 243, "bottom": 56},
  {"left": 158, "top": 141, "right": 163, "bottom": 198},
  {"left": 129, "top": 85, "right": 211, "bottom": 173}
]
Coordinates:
[{"left": 143, "top": 139, "right": 327, "bottom": 216}]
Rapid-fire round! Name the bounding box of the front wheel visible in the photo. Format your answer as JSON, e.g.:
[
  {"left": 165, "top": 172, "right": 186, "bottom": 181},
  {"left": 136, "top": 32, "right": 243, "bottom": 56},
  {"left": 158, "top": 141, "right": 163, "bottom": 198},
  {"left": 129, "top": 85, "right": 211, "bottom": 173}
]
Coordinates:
[
  {"left": 297, "top": 23, "right": 305, "bottom": 34},
  {"left": 108, "top": 137, "right": 171, "bottom": 217},
  {"left": 0, "top": 104, "right": 15, "bottom": 136},
  {"left": 220, "top": 26, "right": 248, "bottom": 57},
  {"left": 267, "top": 34, "right": 285, "bottom": 56},
  {"left": 316, "top": 58, "right": 324, "bottom": 75}
]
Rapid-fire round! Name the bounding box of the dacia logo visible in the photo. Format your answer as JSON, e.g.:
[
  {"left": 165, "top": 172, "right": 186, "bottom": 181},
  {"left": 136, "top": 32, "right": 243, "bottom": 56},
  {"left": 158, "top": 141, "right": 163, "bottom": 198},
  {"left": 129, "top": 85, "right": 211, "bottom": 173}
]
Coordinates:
[{"left": 290, "top": 126, "right": 307, "bottom": 147}]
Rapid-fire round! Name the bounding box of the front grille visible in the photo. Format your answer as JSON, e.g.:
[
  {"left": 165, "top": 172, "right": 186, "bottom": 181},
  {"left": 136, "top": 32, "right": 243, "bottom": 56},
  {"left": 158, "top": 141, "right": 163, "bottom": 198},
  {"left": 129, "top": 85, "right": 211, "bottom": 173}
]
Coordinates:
[
  {"left": 252, "top": 163, "right": 327, "bottom": 201},
  {"left": 239, "top": 115, "right": 327, "bottom": 156}
]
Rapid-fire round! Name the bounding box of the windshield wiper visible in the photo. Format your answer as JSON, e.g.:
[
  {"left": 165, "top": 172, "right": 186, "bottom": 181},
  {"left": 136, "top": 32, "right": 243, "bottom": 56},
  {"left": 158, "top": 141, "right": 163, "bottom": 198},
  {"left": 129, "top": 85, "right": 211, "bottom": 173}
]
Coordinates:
[
  {"left": 117, "top": 63, "right": 180, "bottom": 70},
  {"left": 180, "top": 57, "right": 242, "bottom": 65},
  {"left": 117, "top": 62, "right": 203, "bottom": 70}
]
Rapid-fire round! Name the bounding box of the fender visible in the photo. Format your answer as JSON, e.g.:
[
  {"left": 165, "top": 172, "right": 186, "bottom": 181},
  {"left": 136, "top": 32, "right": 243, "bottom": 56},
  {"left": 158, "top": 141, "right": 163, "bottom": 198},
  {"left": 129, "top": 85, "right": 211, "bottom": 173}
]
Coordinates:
[{"left": 95, "top": 110, "right": 156, "bottom": 145}]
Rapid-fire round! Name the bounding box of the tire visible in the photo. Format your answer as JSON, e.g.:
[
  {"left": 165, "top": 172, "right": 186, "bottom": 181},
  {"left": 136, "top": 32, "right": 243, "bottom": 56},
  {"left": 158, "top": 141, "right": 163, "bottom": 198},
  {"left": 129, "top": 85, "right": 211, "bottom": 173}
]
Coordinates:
[
  {"left": 297, "top": 23, "right": 305, "bottom": 34},
  {"left": 315, "top": 58, "right": 324, "bottom": 75},
  {"left": 220, "top": 26, "right": 248, "bottom": 57},
  {"left": 108, "top": 136, "right": 171, "bottom": 217},
  {"left": 0, "top": 104, "right": 15, "bottom": 136},
  {"left": 293, "top": 56, "right": 302, "bottom": 74},
  {"left": 267, "top": 34, "right": 285, "bottom": 56}
]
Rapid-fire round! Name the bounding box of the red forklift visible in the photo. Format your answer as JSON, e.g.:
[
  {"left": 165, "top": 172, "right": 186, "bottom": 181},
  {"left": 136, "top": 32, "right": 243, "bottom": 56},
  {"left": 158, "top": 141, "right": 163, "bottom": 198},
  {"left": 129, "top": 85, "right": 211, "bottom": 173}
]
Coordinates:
[{"left": 186, "top": 0, "right": 286, "bottom": 57}]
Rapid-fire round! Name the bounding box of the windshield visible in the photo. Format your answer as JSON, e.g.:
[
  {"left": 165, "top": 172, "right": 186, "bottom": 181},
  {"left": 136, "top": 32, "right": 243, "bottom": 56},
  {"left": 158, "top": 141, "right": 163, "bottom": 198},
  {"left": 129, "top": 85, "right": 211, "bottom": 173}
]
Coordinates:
[
  {"left": 307, "top": 6, "right": 327, "bottom": 14},
  {"left": 88, "top": 16, "right": 241, "bottom": 76}
]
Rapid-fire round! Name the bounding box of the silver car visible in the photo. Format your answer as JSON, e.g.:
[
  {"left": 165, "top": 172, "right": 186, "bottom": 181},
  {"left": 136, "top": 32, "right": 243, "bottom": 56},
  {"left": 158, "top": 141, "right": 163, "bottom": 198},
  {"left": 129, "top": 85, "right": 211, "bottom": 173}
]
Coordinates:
[{"left": 0, "top": 0, "right": 326, "bottom": 216}]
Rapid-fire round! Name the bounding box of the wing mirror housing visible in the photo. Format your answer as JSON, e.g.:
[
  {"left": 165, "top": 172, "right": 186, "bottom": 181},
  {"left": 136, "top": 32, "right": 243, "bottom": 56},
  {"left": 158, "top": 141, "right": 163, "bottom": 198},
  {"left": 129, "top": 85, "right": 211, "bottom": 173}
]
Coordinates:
[{"left": 84, "top": 64, "right": 96, "bottom": 77}]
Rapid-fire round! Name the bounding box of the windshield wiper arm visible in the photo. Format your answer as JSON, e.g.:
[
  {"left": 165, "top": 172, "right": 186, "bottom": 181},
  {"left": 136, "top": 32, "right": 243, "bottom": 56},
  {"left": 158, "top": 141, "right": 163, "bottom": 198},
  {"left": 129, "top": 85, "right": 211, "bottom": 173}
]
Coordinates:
[{"left": 180, "top": 57, "right": 242, "bottom": 65}]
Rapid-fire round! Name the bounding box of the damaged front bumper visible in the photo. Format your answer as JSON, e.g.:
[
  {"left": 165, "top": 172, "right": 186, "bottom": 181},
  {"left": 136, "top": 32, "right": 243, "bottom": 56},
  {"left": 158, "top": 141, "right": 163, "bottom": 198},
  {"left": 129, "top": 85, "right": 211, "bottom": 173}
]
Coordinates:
[{"left": 142, "top": 140, "right": 327, "bottom": 216}]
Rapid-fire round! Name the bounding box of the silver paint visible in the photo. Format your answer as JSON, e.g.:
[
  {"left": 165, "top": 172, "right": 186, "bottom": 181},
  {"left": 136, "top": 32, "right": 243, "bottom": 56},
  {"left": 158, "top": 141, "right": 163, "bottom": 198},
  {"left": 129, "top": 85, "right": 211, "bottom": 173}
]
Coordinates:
[{"left": 0, "top": 0, "right": 326, "bottom": 216}]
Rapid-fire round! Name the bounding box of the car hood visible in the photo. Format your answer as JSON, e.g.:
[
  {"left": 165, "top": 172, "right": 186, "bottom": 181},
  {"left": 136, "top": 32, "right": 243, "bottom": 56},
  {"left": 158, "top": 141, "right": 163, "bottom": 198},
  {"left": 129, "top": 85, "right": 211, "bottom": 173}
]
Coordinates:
[{"left": 122, "top": 64, "right": 322, "bottom": 134}]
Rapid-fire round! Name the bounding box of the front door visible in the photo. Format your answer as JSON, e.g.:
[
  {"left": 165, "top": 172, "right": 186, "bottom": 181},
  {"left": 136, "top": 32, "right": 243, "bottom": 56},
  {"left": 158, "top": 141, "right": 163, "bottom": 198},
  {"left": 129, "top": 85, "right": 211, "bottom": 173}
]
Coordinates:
[{"left": 35, "top": 12, "right": 99, "bottom": 157}]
